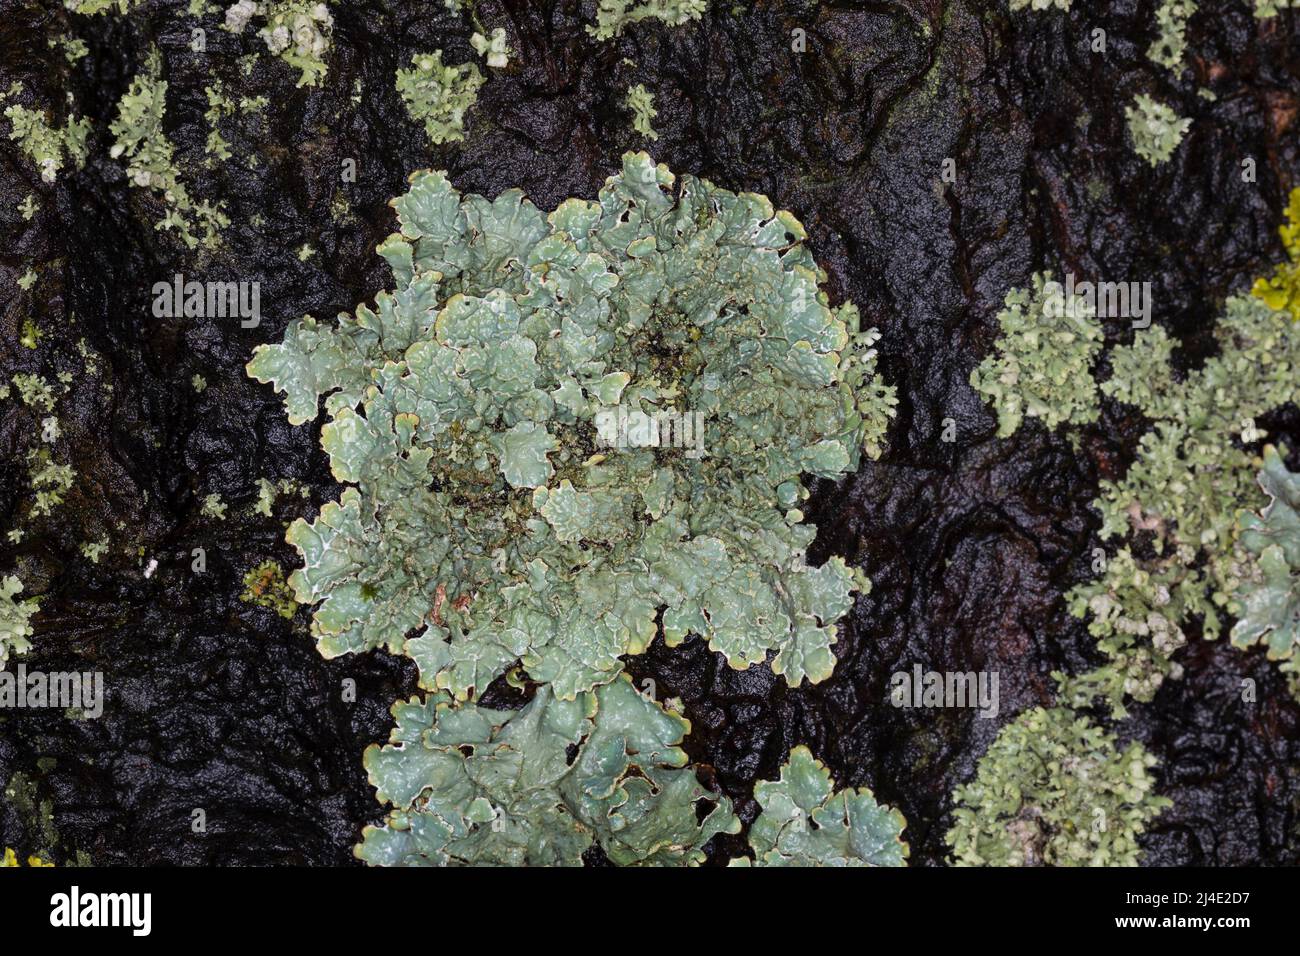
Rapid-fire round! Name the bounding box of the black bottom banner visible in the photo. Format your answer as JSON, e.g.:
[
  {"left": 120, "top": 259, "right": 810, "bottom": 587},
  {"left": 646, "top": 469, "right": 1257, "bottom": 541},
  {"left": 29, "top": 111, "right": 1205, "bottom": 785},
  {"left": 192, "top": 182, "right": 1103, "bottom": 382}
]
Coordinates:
[{"left": 0, "top": 866, "right": 1281, "bottom": 942}]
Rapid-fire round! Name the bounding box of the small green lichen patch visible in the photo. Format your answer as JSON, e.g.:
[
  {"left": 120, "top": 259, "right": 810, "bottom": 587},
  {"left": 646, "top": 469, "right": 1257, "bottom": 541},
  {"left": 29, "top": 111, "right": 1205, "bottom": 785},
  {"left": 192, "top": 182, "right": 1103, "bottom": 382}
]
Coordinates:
[
  {"left": 589, "top": 0, "right": 709, "bottom": 39},
  {"left": 625, "top": 83, "right": 658, "bottom": 140},
  {"left": 1, "top": 85, "right": 92, "bottom": 184},
  {"left": 241, "top": 561, "right": 299, "bottom": 618},
  {"left": 970, "top": 273, "right": 1102, "bottom": 437},
  {"left": 1148, "top": 0, "right": 1196, "bottom": 72},
  {"left": 1126, "top": 94, "right": 1190, "bottom": 167},
  {"left": 0, "top": 575, "right": 38, "bottom": 666},
  {"left": 396, "top": 51, "right": 484, "bottom": 146},
  {"left": 1253, "top": 0, "right": 1297, "bottom": 16},
  {"left": 200, "top": 493, "right": 228, "bottom": 520},
  {"left": 109, "top": 47, "right": 228, "bottom": 248},
  {"left": 223, "top": 1, "right": 334, "bottom": 87},
  {"left": 470, "top": 28, "right": 510, "bottom": 69},
  {"left": 1009, "top": 0, "right": 1071, "bottom": 10},
  {"left": 947, "top": 707, "right": 1170, "bottom": 866},
  {"left": 64, "top": 0, "right": 139, "bottom": 14}
]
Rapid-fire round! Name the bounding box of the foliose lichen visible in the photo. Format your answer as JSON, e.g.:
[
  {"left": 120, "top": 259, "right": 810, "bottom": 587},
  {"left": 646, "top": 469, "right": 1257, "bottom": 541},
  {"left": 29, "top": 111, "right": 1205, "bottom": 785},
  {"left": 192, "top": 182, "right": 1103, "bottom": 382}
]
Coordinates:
[
  {"left": 589, "top": 0, "right": 709, "bottom": 40},
  {"left": 970, "top": 272, "right": 1102, "bottom": 438},
  {"left": 731, "top": 745, "right": 908, "bottom": 867},
  {"left": 1148, "top": 0, "right": 1196, "bottom": 72},
  {"left": 1067, "top": 273, "right": 1300, "bottom": 714},
  {"left": 1008, "top": 0, "right": 1071, "bottom": 11},
  {"left": 625, "top": 83, "right": 658, "bottom": 141},
  {"left": 947, "top": 707, "right": 1170, "bottom": 866},
  {"left": 223, "top": 1, "right": 334, "bottom": 87},
  {"left": 357, "top": 674, "right": 739, "bottom": 866},
  {"left": 0, "top": 575, "right": 39, "bottom": 667},
  {"left": 470, "top": 28, "right": 510, "bottom": 69},
  {"left": 1126, "top": 94, "right": 1190, "bottom": 167},
  {"left": 1, "top": 84, "right": 92, "bottom": 184},
  {"left": 1231, "top": 445, "right": 1300, "bottom": 671},
  {"left": 250, "top": 152, "right": 895, "bottom": 704},
  {"left": 109, "top": 47, "right": 229, "bottom": 248},
  {"left": 395, "top": 51, "right": 485, "bottom": 146}
]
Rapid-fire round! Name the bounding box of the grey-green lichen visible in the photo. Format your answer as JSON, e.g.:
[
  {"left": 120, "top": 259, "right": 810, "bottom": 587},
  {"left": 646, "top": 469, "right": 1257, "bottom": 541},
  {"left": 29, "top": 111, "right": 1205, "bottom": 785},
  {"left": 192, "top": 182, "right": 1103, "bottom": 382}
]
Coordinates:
[
  {"left": 249, "top": 152, "right": 895, "bottom": 704},
  {"left": 11, "top": 373, "right": 57, "bottom": 413},
  {"left": 1066, "top": 292, "right": 1300, "bottom": 715},
  {"left": 29, "top": 452, "right": 75, "bottom": 519},
  {"left": 470, "top": 28, "right": 510, "bottom": 69},
  {"left": 1148, "top": 0, "right": 1196, "bottom": 72},
  {"left": 1, "top": 85, "right": 92, "bottom": 184},
  {"left": 109, "top": 47, "right": 228, "bottom": 248},
  {"left": 50, "top": 34, "right": 90, "bottom": 65},
  {"left": 625, "top": 83, "right": 658, "bottom": 141},
  {"left": 589, "top": 0, "right": 708, "bottom": 39},
  {"left": 947, "top": 707, "right": 1169, "bottom": 866},
  {"left": 1126, "top": 94, "right": 1190, "bottom": 167},
  {"left": 1253, "top": 0, "right": 1297, "bottom": 16},
  {"left": 200, "top": 492, "right": 228, "bottom": 520},
  {"left": 358, "top": 674, "right": 739, "bottom": 866},
  {"left": 64, "top": 0, "right": 138, "bottom": 13},
  {"left": 223, "top": 1, "right": 334, "bottom": 88},
  {"left": 396, "top": 51, "right": 484, "bottom": 146},
  {"left": 201, "top": 81, "right": 264, "bottom": 165},
  {"left": 1009, "top": 0, "right": 1071, "bottom": 10},
  {"left": 80, "top": 536, "right": 110, "bottom": 564},
  {"left": 970, "top": 273, "right": 1102, "bottom": 437},
  {"left": 731, "top": 745, "right": 907, "bottom": 866},
  {"left": 1231, "top": 445, "right": 1300, "bottom": 670},
  {"left": 0, "top": 576, "right": 38, "bottom": 667}
]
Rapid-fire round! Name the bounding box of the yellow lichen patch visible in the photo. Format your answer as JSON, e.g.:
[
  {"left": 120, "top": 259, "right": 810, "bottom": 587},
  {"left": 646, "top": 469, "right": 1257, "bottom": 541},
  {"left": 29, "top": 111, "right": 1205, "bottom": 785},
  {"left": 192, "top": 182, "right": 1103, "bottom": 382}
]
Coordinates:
[
  {"left": 1, "top": 847, "right": 54, "bottom": 867},
  {"left": 1252, "top": 188, "right": 1300, "bottom": 321}
]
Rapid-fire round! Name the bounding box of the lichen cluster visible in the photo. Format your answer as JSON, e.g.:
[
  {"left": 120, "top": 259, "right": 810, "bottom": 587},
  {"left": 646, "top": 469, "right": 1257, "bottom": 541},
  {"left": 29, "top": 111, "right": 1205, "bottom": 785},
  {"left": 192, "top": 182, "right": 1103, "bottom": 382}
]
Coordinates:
[
  {"left": 240, "top": 561, "right": 299, "bottom": 619},
  {"left": 733, "top": 746, "right": 908, "bottom": 867},
  {"left": 947, "top": 707, "right": 1170, "bottom": 867},
  {"left": 1009, "top": 0, "right": 1071, "bottom": 10},
  {"left": 1064, "top": 294, "right": 1300, "bottom": 715},
  {"left": 1126, "top": 94, "right": 1191, "bottom": 167},
  {"left": 0, "top": 576, "right": 39, "bottom": 667},
  {"left": 1, "top": 87, "right": 92, "bottom": 184},
  {"left": 1148, "top": 0, "right": 1196, "bottom": 72},
  {"left": 252, "top": 152, "right": 901, "bottom": 864},
  {"left": 223, "top": 1, "right": 334, "bottom": 88},
  {"left": 969, "top": 273, "right": 1102, "bottom": 438},
  {"left": 109, "top": 47, "right": 229, "bottom": 248},
  {"left": 395, "top": 51, "right": 485, "bottom": 146},
  {"left": 589, "top": 0, "right": 709, "bottom": 40},
  {"left": 625, "top": 84, "right": 658, "bottom": 140},
  {"left": 1231, "top": 446, "right": 1300, "bottom": 673}
]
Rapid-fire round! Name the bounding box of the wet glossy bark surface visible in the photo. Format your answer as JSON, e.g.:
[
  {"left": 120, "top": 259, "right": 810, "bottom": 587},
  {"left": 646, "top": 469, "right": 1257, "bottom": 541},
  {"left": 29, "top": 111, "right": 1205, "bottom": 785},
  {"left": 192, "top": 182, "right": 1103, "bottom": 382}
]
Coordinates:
[{"left": 1, "top": 0, "right": 1297, "bottom": 864}]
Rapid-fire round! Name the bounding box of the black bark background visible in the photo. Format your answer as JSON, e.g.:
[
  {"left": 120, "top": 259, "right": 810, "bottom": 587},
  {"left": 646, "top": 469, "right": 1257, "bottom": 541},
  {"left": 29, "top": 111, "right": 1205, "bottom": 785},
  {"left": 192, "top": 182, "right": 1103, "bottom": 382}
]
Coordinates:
[{"left": 1, "top": 0, "right": 1298, "bottom": 865}]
